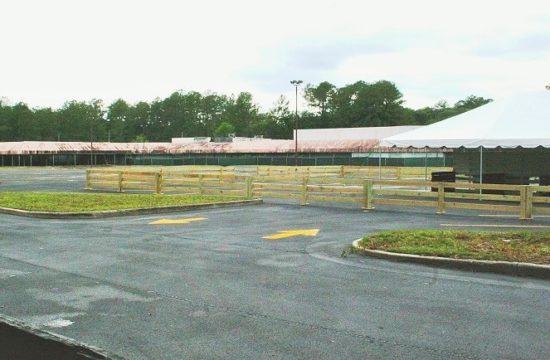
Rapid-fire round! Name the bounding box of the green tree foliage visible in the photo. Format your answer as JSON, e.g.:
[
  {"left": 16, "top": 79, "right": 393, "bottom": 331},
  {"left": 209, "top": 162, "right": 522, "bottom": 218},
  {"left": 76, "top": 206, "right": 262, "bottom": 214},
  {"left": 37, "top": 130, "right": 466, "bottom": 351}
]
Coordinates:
[
  {"left": 214, "top": 121, "right": 235, "bottom": 138},
  {"left": 131, "top": 134, "right": 148, "bottom": 143},
  {"left": 412, "top": 95, "right": 492, "bottom": 125},
  {"left": 0, "top": 84, "right": 491, "bottom": 142},
  {"left": 304, "top": 81, "right": 335, "bottom": 126},
  {"left": 107, "top": 99, "right": 130, "bottom": 142},
  {"left": 264, "top": 95, "right": 294, "bottom": 139},
  {"left": 225, "top": 92, "right": 258, "bottom": 137}
]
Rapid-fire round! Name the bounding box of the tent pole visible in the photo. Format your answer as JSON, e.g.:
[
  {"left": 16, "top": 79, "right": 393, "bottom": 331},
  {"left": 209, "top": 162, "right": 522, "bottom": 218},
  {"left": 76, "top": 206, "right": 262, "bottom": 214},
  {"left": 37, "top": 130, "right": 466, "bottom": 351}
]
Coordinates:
[
  {"left": 424, "top": 147, "right": 428, "bottom": 191},
  {"left": 378, "top": 146, "right": 383, "bottom": 190},
  {"left": 378, "top": 146, "right": 382, "bottom": 180},
  {"left": 424, "top": 147, "right": 428, "bottom": 181},
  {"left": 479, "top": 146, "right": 483, "bottom": 197}
]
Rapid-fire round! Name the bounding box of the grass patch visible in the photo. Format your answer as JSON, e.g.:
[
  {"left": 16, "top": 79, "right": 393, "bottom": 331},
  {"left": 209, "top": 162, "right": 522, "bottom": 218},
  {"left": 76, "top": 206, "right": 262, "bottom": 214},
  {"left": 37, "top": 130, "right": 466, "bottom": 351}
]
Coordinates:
[
  {"left": 0, "top": 192, "right": 244, "bottom": 212},
  {"left": 360, "top": 230, "right": 550, "bottom": 264}
]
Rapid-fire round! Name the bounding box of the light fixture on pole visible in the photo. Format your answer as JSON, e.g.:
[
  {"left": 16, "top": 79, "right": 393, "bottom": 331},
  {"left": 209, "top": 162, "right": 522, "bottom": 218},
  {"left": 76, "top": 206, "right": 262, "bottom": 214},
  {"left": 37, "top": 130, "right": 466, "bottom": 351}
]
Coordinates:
[{"left": 290, "top": 80, "right": 303, "bottom": 165}]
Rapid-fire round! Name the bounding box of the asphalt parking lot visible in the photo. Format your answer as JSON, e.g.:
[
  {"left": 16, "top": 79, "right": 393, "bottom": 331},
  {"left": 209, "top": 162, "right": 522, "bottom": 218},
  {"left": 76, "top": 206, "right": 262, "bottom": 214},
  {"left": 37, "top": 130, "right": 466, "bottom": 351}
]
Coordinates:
[
  {"left": 0, "top": 167, "right": 85, "bottom": 192},
  {"left": 0, "top": 168, "right": 549, "bottom": 359}
]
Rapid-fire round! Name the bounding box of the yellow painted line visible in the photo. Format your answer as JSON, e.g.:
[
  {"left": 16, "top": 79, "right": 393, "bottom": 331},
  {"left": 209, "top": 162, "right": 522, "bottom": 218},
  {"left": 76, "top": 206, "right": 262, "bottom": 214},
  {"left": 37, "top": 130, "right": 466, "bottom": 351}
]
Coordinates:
[
  {"left": 440, "top": 223, "right": 550, "bottom": 229},
  {"left": 149, "top": 217, "right": 207, "bottom": 225},
  {"left": 262, "top": 229, "right": 320, "bottom": 240}
]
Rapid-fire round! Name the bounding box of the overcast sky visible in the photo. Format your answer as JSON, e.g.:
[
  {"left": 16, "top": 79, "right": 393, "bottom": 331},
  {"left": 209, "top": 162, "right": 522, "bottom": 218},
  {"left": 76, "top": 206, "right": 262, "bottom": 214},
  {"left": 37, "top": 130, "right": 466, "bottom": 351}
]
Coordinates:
[{"left": 1, "top": 0, "right": 549, "bottom": 111}]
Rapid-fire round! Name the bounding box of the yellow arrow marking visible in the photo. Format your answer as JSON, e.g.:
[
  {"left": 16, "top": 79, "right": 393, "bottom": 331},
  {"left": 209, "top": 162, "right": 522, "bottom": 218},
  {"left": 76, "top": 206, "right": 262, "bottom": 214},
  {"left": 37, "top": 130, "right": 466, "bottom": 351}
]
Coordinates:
[
  {"left": 262, "top": 229, "right": 319, "bottom": 240},
  {"left": 149, "top": 217, "right": 207, "bottom": 225}
]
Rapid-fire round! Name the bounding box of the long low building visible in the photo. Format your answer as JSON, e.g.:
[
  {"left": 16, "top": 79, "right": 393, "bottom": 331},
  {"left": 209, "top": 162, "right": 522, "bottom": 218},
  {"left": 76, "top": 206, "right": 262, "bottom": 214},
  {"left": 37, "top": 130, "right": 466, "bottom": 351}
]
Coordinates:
[{"left": 0, "top": 126, "right": 449, "bottom": 167}]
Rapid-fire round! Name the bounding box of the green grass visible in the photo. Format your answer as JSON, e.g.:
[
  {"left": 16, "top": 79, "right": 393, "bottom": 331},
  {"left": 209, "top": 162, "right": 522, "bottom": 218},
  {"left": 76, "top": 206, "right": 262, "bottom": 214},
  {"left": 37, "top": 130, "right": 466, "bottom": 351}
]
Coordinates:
[
  {"left": 359, "top": 230, "right": 550, "bottom": 264},
  {"left": 0, "top": 192, "right": 243, "bottom": 212}
]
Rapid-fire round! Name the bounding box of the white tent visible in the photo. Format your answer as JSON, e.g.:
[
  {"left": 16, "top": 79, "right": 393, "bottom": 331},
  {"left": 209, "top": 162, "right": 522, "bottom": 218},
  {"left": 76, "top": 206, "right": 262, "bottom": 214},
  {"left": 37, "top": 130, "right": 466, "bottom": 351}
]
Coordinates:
[{"left": 382, "top": 92, "right": 550, "bottom": 149}]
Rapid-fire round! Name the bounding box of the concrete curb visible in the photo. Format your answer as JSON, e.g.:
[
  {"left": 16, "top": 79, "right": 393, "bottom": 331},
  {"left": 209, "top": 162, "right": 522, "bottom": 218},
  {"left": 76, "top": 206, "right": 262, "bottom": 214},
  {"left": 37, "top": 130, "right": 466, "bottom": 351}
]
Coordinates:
[
  {"left": 0, "top": 199, "right": 263, "bottom": 219},
  {"left": 352, "top": 239, "right": 550, "bottom": 280},
  {"left": 0, "top": 313, "right": 121, "bottom": 359}
]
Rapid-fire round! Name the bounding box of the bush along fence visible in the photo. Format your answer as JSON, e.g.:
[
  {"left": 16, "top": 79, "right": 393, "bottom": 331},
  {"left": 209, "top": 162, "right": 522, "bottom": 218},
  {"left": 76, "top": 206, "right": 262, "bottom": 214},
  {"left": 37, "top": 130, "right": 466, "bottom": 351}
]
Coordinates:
[{"left": 85, "top": 166, "right": 548, "bottom": 219}]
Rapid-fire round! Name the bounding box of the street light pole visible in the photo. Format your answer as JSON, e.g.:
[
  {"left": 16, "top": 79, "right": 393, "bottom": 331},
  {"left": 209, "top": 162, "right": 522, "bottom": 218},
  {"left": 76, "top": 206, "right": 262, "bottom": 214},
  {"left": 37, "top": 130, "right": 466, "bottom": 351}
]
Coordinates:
[
  {"left": 89, "top": 124, "right": 94, "bottom": 166},
  {"left": 290, "top": 80, "right": 303, "bottom": 166}
]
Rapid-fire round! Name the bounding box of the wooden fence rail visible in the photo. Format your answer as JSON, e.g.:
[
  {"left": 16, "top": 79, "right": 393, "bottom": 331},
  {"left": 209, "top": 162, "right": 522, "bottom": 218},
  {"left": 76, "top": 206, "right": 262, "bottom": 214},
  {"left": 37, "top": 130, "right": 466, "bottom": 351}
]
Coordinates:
[
  {"left": 90, "top": 165, "right": 452, "bottom": 180},
  {"left": 86, "top": 167, "right": 549, "bottom": 219},
  {"left": 249, "top": 165, "right": 452, "bottom": 180},
  {"left": 86, "top": 169, "right": 251, "bottom": 198}
]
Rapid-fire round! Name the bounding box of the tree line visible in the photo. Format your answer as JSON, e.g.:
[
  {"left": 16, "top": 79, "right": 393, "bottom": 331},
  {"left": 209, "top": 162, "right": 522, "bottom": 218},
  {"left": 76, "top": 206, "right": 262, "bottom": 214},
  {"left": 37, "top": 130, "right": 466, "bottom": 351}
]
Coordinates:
[{"left": 0, "top": 80, "right": 491, "bottom": 142}]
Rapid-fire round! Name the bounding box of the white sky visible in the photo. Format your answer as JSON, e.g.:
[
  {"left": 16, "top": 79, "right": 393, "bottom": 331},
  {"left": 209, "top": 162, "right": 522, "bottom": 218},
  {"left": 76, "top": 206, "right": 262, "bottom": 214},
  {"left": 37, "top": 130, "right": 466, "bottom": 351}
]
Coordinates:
[{"left": 1, "top": 0, "right": 549, "bottom": 111}]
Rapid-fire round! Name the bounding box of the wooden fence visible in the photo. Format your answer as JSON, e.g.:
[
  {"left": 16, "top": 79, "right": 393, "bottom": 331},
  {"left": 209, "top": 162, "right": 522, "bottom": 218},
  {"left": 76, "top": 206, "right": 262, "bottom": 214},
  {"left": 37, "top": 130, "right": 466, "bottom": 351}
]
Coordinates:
[
  {"left": 241, "top": 165, "right": 451, "bottom": 180},
  {"left": 96, "top": 165, "right": 452, "bottom": 180},
  {"left": 86, "top": 169, "right": 251, "bottom": 198},
  {"left": 86, "top": 166, "right": 549, "bottom": 219}
]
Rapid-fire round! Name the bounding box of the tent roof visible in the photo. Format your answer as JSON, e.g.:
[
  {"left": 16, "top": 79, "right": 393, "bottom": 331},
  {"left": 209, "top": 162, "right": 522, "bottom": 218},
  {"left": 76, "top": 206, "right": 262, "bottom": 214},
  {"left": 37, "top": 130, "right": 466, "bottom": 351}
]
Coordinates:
[
  {"left": 381, "top": 92, "right": 550, "bottom": 148},
  {"left": 296, "top": 126, "right": 421, "bottom": 141}
]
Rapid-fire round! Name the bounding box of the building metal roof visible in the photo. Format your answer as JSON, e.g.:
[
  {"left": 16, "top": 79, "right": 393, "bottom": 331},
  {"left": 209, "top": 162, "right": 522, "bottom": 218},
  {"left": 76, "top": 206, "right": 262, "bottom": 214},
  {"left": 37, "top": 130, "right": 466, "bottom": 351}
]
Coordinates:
[
  {"left": 0, "top": 127, "right": 449, "bottom": 155},
  {"left": 0, "top": 140, "right": 380, "bottom": 155},
  {"left": 0, "top": 142, "right": 170, "bottom": 155},
  {"left": 0, "top": 140, "right": 448, "bottom": 155}
]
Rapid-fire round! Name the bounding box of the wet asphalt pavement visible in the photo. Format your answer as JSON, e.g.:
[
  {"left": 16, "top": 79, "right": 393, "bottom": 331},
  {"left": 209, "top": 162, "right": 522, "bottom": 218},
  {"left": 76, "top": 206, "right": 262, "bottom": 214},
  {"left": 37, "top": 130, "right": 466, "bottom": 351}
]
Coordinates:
[{"left": 0, "top": 168, "right": 549, "bottom": 359}]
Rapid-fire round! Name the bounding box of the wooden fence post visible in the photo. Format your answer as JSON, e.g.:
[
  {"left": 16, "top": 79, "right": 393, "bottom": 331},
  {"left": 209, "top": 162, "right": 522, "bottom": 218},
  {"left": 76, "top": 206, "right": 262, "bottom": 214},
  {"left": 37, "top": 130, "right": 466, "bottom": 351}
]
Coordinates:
[
  {"left": 527, "top": 185, "right": 534, "bottom": 219},
  {"left": 520, "top": 185, "right": 533, "bottom": 220},
  {"left": 436, "top": 182, "right": 445, "bottom": 214},
  {"left": 85, "top": 169, "right": 91, "bottom": 189},
  {"left": 155, "top": 171, "right": 162, "bottom": 194},
  {"left": 118, "top": 171, "right": 123, "bottom": 193},
  {"left": 300, "top": 176, "right": 309, "bottom": 206},
  {"left": 199, "top": 174, "right": 204, "bottom": 195},
  {"left": 245, "top": 177, "right": 253, "bottom": 199},
  {"left": 340, "top": 165, "right": 345, "bottom": 177},
  {"left": 362, "top": 180, "right": 374, "bottom": 210}
]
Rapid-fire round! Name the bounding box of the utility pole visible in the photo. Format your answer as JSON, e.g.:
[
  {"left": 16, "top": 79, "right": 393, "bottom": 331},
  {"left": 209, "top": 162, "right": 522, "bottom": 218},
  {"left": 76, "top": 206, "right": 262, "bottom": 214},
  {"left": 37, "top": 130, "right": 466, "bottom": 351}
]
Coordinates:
[
  {"left": 90, "top": 125, "right": 94, "bottom": 166},
  {"left": 290, "top": 80, "right": 303, "bottom": 166}
]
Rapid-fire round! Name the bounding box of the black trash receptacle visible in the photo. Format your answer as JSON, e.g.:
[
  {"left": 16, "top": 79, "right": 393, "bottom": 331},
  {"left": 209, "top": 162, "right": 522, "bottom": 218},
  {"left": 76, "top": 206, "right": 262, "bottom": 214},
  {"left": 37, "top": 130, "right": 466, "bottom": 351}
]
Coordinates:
[
  {"left": 431, "top": 171, "right": 456, "bottom": 192},
  {"left": 539, "top": 175, "right": 550, "bottom": 196}
]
